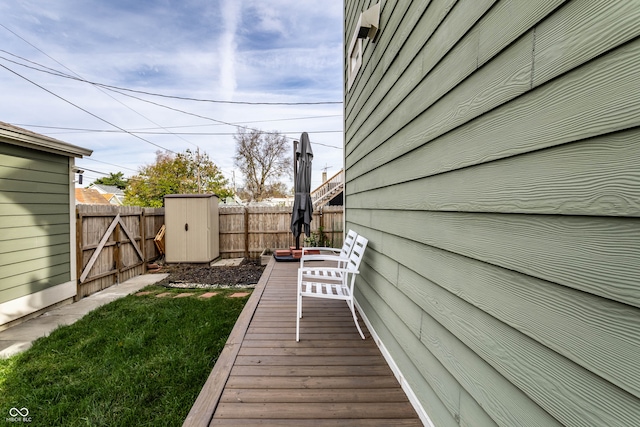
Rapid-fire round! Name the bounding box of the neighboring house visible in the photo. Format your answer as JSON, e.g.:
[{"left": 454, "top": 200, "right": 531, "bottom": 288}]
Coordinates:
[
  {"left": 0, "top": 122, "right": 92, "bottom": 329},
  {"left": 87, "top": 183, "right": 125, "bottom": 206},
  {"left": 312, "top": 169, "right": 344, "bottom": 208},
  {"left": 344, "top": 2, "right": 640, "bottom": 427},
  {"left": 75, "top": 188, "right": 112, "bottom": 205}
]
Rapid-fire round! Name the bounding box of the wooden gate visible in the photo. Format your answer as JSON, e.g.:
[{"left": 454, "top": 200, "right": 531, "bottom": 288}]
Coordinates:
[{"left": 76, "top": 205, "right": 164, "bottom": 299}]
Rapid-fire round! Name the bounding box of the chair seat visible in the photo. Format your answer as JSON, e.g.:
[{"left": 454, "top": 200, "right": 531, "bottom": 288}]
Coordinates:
[
  {"left": 300, "top": 266, "right": 346, "bottom": 282},
  {"left": 300, "top": 281, "right": 351, "bottom": 300}
]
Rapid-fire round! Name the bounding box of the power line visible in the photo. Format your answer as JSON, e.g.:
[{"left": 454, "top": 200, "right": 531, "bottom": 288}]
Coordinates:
[
  {"left": 0, "top": 35, "right": 343, "bottom": 149},
  {"left": 0, "top": 34, "right": 199, "bottom": 150},
  {"left": 0, "top": 24, "right": 343, "bottom": 171},
  {"left": 81, "top": 157, "right": 138, "bottom": 172},
  {"left": 129, "top": 114, "right": 343, "bottom": 129},
  {"left": 0, "top": 62, "right": 177, "bottom": 153},
  {"left": 100, "top": 86, "right": 343, "bottom": 149},
  {"left": 96, "top": 80, "right": 342, "bottom": 105},
  {"left": 0, "top": 47, "right": 342, "bottom": 105},
  {"left": 13, "top": 124, "right": 342, "bottom": 136}
]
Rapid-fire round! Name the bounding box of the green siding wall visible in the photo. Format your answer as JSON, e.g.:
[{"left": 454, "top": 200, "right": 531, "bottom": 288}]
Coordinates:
[
  {"left": 0, "top": 143, "right": 71, "bottom": 304},
  {"left": 344, "top": 0, "right": 640, "bottom": 426}
]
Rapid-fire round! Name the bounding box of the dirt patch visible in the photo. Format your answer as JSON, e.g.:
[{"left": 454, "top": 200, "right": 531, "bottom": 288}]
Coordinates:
[{"left": 150, "top": 258, "right": 265, "bottom": 289}]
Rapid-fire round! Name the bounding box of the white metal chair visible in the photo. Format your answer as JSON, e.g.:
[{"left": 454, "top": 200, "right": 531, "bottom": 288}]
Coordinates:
[
  {"left": 300, "top": 229, "right": 358, "bottom": 268},
  {"left": 296, "top": 234, "right": 368, "bottom": 341}
]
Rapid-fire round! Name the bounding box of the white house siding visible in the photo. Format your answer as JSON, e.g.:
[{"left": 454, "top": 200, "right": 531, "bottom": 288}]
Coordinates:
[{"left": 344, "top": 1, "right": 640, "bottom": 426}]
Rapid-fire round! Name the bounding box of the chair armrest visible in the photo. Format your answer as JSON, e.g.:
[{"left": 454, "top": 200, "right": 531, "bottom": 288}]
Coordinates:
[
  {"left": 300, "top": 255, "right": 348, "bottom": 270},
  {"left": 301, "top": 246, "right": 341, "bottom": 254},
  {"left": 300, "top": 254, "right": 348, "bottom": 263}
]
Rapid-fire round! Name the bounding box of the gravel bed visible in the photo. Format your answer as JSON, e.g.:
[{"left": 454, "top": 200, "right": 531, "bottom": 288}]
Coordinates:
[{"left": 149, "top": 258, "right": 265, "bottom": 289}]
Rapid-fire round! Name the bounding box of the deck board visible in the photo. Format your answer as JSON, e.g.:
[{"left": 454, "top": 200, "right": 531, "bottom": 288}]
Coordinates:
[{"left": 184, "top": 258, "right": 422, "bottom": 426}]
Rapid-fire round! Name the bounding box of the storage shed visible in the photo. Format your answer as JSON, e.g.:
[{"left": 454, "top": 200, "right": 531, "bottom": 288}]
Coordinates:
[
  {"left": 164, "top": 194, "right": 219, "bottom": 263},
  {"left": 0, "top": 122, "right": 92, "bottom": 329}
]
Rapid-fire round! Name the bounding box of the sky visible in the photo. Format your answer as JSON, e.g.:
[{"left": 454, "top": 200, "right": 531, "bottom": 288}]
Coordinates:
[{"left": 0, "top": 0, "right": 344, "bottom": 191}]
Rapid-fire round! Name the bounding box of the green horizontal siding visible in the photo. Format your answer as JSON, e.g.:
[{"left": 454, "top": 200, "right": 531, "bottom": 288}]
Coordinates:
[
  {"left": 345, "top": 0, "right": 640, "bottom": 425},
  {"left": 0, "top": 223, "right": 69, "bottom": 242},
  {"left": 0, "top": 142, "right": 71, "bottom": 304},
  {"left": 0, "top": 234, "right": 69, "bottom": 255},
  {"left": 347, "top": 129, "right": 640, "bottom": 217},
  {"left": 0, "top": 177, "right": 68, "bottom": 195},
  {"left": 369, "top": 208, "right": 640, "bottom": 311},
  {"left": 355, "top": 281, "right": 461, "bottom": 427},
  {"left": 0, "top": 142, "right": 70, "bottom": 165},
  {"left": 532, "top": 0, "right": 640, "bottom": 87},
  {"left": 0, "top": 271, "right": 70, "bottom": 305},
  {"left": 0, "top": 214, "right": 71, "bottom": 229},
  {"left": 347, "top": 35, "right": 640, "bottom": 183}
]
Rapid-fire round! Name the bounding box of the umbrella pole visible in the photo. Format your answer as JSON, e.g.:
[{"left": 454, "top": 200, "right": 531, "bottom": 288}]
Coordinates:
[{"left": 293, "top": 139, "right": 299, "bottom": 249}]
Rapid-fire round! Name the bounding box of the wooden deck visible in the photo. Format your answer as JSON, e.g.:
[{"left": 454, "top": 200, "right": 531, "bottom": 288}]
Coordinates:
[{"left": 184, "top": 258, "right": 422, "bottom": 426}]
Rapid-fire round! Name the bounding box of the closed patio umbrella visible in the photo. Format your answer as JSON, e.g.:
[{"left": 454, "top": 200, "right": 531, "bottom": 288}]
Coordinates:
[{"left": 290, "top": 132, "right": 313, "bottom": 249}]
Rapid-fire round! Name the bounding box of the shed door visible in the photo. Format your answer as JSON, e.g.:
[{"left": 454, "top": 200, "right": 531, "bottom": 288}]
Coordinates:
[
  {"left": 185, "top": 198, "right": 210, "bottom": 262},
  {"left": 165, "top": 197, "right": 187, "bottom": 262}
]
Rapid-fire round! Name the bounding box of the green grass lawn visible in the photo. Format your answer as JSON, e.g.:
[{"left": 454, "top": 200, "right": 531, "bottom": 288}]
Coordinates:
[{"left": 0, "top": 286, "right": 249, "bottom": 426}]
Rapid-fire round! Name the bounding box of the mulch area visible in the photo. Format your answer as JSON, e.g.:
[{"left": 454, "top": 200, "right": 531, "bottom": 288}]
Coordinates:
[{"left": 148, "top": 258, "right": 265, "bottom": 288}]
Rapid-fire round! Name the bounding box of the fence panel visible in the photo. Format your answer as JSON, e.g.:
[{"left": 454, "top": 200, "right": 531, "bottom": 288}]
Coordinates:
[
  {"left": 143, "top": 207, "right": 165, "bottom": 261},
  {"left": 317, "top": 205, "right": 344, "bottom": 248},
  {"left": 218, "top": 205, "right": 344, "bottom": 258},
  {"left": 218, "top": 206, "right": 247, "bottom": 257}
]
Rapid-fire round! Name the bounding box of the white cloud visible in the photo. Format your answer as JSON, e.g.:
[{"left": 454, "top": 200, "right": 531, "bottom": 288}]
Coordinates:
[{"left": 218, "top": 0, "right": 242, "bottom": 100}]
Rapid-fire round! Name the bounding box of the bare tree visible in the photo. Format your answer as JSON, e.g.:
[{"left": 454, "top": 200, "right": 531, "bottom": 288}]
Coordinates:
[{"left": 233, "top": 128, "right": 291, "bottom": 201}]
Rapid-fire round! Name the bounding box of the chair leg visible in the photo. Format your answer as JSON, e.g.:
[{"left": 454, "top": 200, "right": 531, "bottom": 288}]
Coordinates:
[
  {"left": 296, "top": 277, "right": 302, "bottom": 341},
  {"left": 348, "top": 300, "right": 365, "bottom": 340},
  {"left": 296, "top": 295, "right": 302, "bottom": 342}
]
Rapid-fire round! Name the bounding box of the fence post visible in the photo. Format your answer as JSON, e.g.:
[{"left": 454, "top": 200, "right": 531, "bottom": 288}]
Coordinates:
[
  {"left": 76, "top": 208, "right": 83, "bottom": 301},
  {"left": 140, "top": 209, "right": 146, "bottom": 270},
  {"left": 114, "top": 219, "right": 121, "bottom": 284},
  {"left": 244, "top": 207, "right": 249, "bottom": 258}
]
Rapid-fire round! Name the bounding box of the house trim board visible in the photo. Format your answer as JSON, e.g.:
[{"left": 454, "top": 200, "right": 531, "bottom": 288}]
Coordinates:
[
  {"left": 69, "top": 158, "right": 78, "bottom": 284},
  {"left": 0, "top": 280, "right": 76, "bottom": 326}
]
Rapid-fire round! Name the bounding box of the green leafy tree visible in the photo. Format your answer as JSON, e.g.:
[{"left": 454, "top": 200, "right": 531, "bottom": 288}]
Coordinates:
[
  {"left": 92, "top": 172, "right": 128, "bottom": 189},
  {"left": 233, "top": 128, "right": 291, "bottom": 201},
  {"left": 124, "top": 149, "right": 233, "bottom": 207}
]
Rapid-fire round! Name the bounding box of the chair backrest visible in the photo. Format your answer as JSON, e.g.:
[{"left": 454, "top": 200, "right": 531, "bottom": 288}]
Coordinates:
[
  {"left": 345, "top": 235, "right": 368, "bottom": 273},
  {"left": 340, "top": 229, "right": 359, "bottom": 258}
]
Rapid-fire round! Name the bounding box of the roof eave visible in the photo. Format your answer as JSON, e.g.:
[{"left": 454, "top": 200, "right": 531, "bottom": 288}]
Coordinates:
[{"left": 0, "top": 123, "right": 92, "bottom": 158}]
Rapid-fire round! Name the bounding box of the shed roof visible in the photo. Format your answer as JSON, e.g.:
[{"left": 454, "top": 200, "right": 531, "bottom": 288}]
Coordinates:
[{"left": 0, "top": 121, "right": 92, "bottom": 158}]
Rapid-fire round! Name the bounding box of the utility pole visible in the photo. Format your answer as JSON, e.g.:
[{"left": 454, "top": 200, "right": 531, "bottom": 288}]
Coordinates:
[
  {"left": 196, "top": 146, "right": 202, "bottom": 193},
  {"left": 232, "top": 170, "right": 236, "bottom": 193}
]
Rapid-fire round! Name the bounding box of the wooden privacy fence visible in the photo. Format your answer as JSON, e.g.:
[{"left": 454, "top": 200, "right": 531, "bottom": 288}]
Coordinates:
[
  {"left": 218, "top": 205, "right": 344, "bottom": 258},
  {"left": 76, "top": 204, "right": 343, "bottom": 299},
  {"left": 76, "top": 205, "right": 164, "bottom": 300}
]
